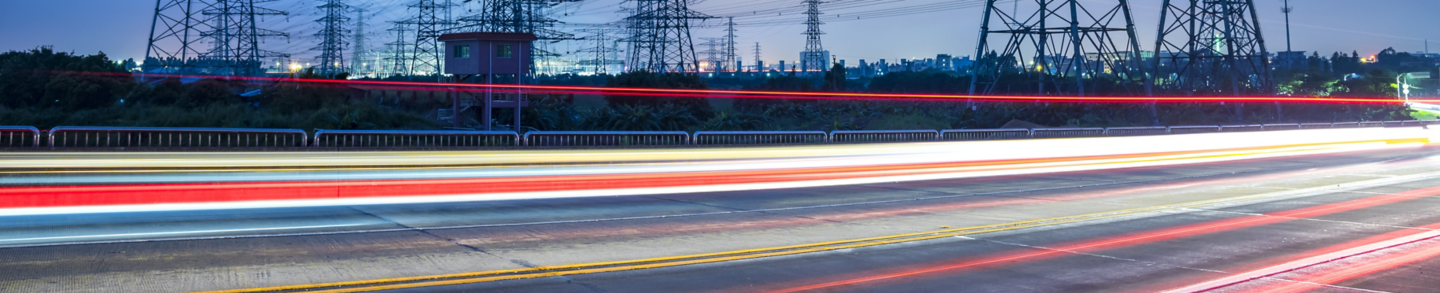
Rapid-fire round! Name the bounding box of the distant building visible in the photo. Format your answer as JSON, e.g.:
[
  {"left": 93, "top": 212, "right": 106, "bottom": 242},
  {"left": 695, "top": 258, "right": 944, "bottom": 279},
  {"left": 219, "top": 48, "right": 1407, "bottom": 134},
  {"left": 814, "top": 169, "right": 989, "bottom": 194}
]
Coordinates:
[{"left": 1274, "top": 51, "right": 1307, "bottom": 69}]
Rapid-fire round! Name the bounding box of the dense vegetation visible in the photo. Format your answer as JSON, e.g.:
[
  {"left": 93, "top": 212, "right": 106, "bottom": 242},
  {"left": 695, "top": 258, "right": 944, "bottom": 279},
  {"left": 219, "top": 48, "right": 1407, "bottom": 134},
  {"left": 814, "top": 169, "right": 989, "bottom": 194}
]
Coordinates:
[{"left": 0, "top": 48, "right": 1425, "bottom": 132}]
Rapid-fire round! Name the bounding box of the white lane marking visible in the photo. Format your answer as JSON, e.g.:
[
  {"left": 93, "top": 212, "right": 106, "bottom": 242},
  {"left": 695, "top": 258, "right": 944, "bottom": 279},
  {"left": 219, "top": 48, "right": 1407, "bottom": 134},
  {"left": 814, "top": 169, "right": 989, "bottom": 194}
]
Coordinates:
[{"left": 0, "top": 223, "right": 367, "bottom": 243}]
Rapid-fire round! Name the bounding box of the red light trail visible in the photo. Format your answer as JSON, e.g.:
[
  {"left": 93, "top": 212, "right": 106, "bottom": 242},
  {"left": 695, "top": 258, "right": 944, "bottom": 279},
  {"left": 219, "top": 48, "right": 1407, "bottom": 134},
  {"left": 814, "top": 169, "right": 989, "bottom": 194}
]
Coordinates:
[{"left": 756, "top": 185, "right": 1440, "bottom": 293}]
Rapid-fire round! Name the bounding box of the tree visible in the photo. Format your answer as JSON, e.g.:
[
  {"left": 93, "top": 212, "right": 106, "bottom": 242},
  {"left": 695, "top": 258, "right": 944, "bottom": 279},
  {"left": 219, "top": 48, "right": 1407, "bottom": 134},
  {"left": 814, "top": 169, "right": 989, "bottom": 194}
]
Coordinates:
[{"left": 603, "top": 71, "right": 713, "bottom": 120}]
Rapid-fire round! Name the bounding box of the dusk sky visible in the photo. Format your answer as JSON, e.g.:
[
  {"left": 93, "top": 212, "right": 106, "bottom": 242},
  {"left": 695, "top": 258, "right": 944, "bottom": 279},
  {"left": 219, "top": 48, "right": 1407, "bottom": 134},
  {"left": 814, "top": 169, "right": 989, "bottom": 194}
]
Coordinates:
[{"left": 3, "top": 0, "right": 1437, "bottom": 66}]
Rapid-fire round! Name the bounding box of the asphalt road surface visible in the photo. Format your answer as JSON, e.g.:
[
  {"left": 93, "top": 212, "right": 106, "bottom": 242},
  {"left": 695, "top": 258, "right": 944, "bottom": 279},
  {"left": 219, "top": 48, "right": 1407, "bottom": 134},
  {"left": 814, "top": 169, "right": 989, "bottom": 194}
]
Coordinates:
[{"left": 3, "top": 144, "right": 1440, "bottom": 293}]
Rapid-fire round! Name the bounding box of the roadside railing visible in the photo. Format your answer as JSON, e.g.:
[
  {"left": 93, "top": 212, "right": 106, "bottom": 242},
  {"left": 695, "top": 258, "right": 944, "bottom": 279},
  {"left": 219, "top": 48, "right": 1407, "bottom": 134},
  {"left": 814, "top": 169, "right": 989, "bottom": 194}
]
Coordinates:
[
  {"left": 693, "top": 131, "right": 829, "bottom": 145},
  {"left": 940, "top": 129, "right": 1031, "bottom": 141},
  {"left": 831, "top": 130, "right": 940, "bottom": 143},
  {"left": 1169, "top": 125, "right": 1222, "bottom": 134},
  {"left": 524, "top": 131, "right": 691, "bottom": 147},
  {"left": 8, "top": 119, "right": 1434, "bottom": 150},
  {"left": 0, "top": 126, "right": 40, "bottom": 147},
  {"left": 1262, "top": 123, "right": 1301, "bottom": 131},
  {"left": 313, "top": 130, "right": 519, "bottom": 148},
  {"left": 1220, "top": 124, "right": 1265, "bottom": 132},
  {"left": 1104, "top": 126, "right": 1169, "bottom": 137},
  {"left": 1032, "top": 127, "right": 1105, "bottom": 139},
  {"left": 48, "top": 126, "right": 307, "bottom": 148}
]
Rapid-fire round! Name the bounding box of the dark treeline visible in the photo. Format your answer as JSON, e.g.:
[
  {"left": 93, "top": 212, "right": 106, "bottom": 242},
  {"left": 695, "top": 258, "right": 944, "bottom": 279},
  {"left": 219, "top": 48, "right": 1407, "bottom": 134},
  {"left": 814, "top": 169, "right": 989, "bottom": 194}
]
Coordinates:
[{"left": 0, "top": 48, "right": 1422, "bottom": 132}]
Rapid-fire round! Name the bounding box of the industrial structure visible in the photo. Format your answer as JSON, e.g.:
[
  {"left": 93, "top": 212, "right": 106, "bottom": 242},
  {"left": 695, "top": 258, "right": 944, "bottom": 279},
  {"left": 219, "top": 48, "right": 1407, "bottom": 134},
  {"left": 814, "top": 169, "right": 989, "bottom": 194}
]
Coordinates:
[
  {"left": 314, "top": 0, "right": 351, "bottom": 77},
  {"left": 800, "top": 0, "right": 826, "bottom": 73},
  {"left": 458, "top": 0, "right": 582, "bottom": 75},
  {"left": 144, "top": 0, "right": 290, "bottom": 77},
  {"left": 968, "top": 0, "right": 1145, "bottom": 96},
  {"left": 624, "top": 0, "right": 712, "bottom": 73},
  {"left": 1150, "top": 0, "right": 1274, "bottom": 96}
]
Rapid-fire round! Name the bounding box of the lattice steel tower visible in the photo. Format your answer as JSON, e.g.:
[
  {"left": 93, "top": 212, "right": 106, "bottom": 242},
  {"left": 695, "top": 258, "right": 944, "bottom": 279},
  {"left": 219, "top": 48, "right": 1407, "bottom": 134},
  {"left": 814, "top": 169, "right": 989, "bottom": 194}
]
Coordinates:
[
  {"left": 1150, "top": 0, "right": 1274, "bottom": 96},
  {"left": 723, "top": 17, "right": 738, "bottom": 73},
  {"left": 350, "top": 8, "right": 368, "bottom": 75},
  {"left": 203, "top": 0, "right": 290, "bottom": 77},
  {"left": 968, "top": 0, "right": 1145, "bottom": 96},
  {"left": 576, "top": 27, "right": 622, "bottom": 74},
  {"left": 801, "top": 0, "right": 825, "bottom": 73},
  {"left": 624, "top": 0, "right": 712, "bottom": 73},
  {"left": 407, "top": 0, "right": 454, "bottom": 76},
  {"left": 315, "top": 0, "right": 350, "bottom": 77},
  {"left": 385, "top": 21, "right": 411, "bottom": 77},
  {"left": 144, "top": 0, "right": 207, "bottom": 74},
  {"left": 459, "top": 0, "right": 581, "bottom": 74},
  {"left": 146, "top": 0, "right": 289, "bottom": 77}
]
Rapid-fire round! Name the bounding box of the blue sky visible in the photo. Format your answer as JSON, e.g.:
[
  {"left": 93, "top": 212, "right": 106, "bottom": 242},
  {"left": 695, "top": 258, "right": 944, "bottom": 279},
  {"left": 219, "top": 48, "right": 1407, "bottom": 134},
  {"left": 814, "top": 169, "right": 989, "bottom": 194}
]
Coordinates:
[{"left": 2, "top": 0, "right": 1437, "bottom": 65}]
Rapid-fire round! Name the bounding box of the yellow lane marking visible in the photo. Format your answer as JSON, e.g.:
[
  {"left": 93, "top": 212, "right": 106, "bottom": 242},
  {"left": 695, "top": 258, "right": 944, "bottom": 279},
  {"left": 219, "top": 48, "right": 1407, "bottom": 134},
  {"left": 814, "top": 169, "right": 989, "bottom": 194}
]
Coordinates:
[{"left": 199, "top": 183, "right": 1336, "bottom": 293}]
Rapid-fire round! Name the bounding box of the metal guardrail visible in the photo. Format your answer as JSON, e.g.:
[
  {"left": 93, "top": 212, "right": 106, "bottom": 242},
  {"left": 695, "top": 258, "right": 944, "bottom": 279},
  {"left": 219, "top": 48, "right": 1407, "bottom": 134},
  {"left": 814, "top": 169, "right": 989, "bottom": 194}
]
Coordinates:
[
  {"left": 1168, "top": 125, "right": 1222, "bottom": 134},
  {"left": 940, "top": 129, "right": 1031, "bottom": 141},
  {"left": 1104, "top": 126, "right": 1169, "bottom": 137},
  {"left": 47, "top": 126, "right": 307, "bottom": 148},
  {"left": 1332, "top": 122, "right": 1360, "bottom": 128},
  {"left": 0, "top": 126, "right": 41, "bottom": 147},
  {"left": 5, "top": 119, "right": 1432, "bottom": 150},
  {"left": 1220, "top": 124, "right": 1264, "bottom": 132},
  {"left": 693, "top": 131, "right": 829, "bottom": 145},
  {"left": 524, "top": 131, "right": 691, "bottom": 147},
  {"left": 1261, "top": 123, "right": 1301, "bottom": 131},
  {"left": 313, "top": 130, "right": 519, "bottom": 148},
  {"left": 1032, "top": 127, "right": 1105, "bottom": 139},
  {"left": 831, "top": 130, "right": 940, "bottom": 143}
]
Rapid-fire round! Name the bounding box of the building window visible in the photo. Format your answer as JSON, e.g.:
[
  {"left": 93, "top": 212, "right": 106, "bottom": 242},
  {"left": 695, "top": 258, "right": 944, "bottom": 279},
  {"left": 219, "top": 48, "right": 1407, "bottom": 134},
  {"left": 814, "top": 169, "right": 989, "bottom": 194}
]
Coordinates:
[
  {"left": 497, "top": 44, "right": 514, "bottom": 59},
  {"left": 453, "top": 45, "right": 471, "bottom": 58}
]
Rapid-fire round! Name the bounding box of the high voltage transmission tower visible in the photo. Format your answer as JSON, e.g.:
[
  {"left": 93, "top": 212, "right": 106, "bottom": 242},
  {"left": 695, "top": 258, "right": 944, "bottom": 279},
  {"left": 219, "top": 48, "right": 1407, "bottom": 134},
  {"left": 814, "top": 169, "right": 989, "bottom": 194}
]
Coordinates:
[
  {"left": 350, "top": 8, "right": 368, "bottom": 76},
  {"left": 625, "top": 0, "right": 713, "bottom": 73},
  {"left": 753, "top": 42, "right": 762, "bottom": 72},
  {"left": 723, "top": 17, "right": 738, "bottom": 73},
  {"left": 314, "top": 0, "right": 350, "bottom": 77},
  {"left": 406, "top": 0, "right": 456, "bottom": 77},
  {"left": 1151, "top": 0, "right": 1274, "bottom": 96},
  {"left": 801, "top": 0, "right": 826, "bottom": 73},
  {"left": 576, "top": 27, "right": 622, "bottom": 74},
  {"left": 459, "top": 0, "right": 581, "bottom": 74},
  {"left": 385, "top": 21, "right": 411, "bottom": 77},
  {"left": 204, "top": 0, "right": 290, "bottom": 77},
  {"left": 701, "top": 38, "right": 723, "bottom": 72},
  {"left": 145, "top": 0, "right": 290, "bottom": 77},
  {"left": 969, "top": 0, "right": 1144, "bottom": 96}
]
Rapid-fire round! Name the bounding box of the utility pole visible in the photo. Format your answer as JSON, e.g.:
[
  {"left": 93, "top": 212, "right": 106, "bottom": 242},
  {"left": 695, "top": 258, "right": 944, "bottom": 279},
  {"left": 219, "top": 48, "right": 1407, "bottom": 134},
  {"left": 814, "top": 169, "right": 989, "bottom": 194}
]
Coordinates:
[
  {"left": 315, "top": 0, "right": 351, "bottom": 77},
  {"left": 801, "top": 0, "right": 825, "bottom": 74},
  {"left": 1153, "top": 0, "right": 1275, "bottom": 123},
  {"left": 1281, "top": 0, "right": 1293, "bottom": 54},
  {"left": 701, "top": 38, "right": 722, "bottom": 72}
]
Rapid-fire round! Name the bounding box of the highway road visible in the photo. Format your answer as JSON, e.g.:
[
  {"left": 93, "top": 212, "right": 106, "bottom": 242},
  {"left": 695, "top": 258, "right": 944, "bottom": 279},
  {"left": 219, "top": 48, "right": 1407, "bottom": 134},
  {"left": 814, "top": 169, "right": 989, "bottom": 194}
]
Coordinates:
[{"left": 2, "top": 129, "right": 1440, "bottom": 292}]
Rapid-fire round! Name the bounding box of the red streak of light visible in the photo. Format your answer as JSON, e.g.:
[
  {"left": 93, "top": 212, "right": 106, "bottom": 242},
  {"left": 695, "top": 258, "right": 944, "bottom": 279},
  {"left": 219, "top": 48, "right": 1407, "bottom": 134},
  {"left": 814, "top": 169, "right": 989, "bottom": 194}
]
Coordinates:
[
  {"left": 1131, "top": 221, "right": 1440, "bottom": 293},
  {"left": 65, "top": 71, "right": 1434, "bottom": 104},
  {"left": 1246, "top": 237, "right": 1440, "bottom": 293},
  {"left": 0, "top": 143, "right": 1344, "bottom": 209},
  {"left": 755, "top": 185, "right": 1440, "bottom": 293}
]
